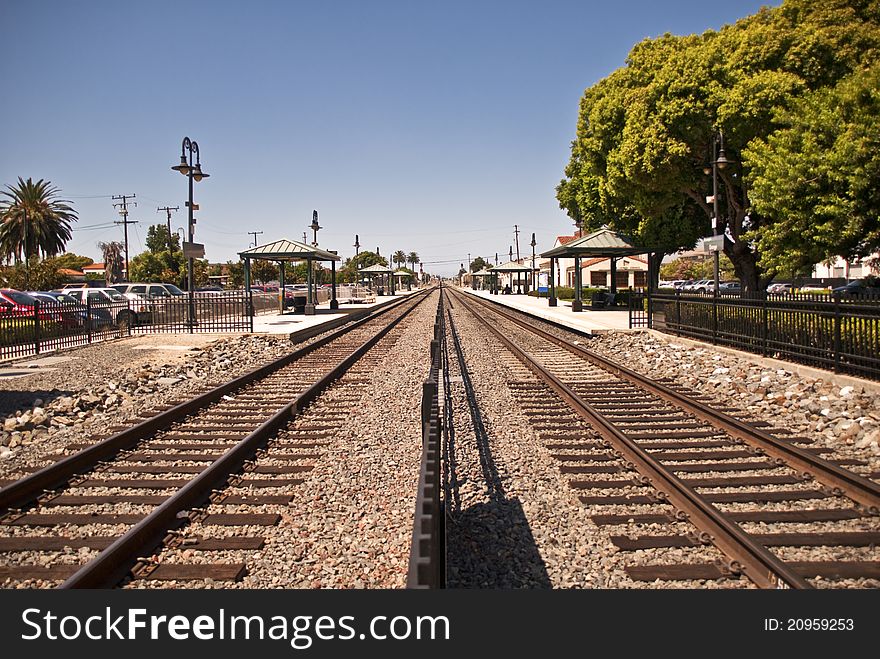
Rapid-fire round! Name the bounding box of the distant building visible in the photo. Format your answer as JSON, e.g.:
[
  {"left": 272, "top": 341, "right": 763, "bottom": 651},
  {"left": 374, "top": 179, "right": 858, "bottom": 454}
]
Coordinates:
[
  {"left": 578, "top": 255, "right": 648, "bottom": 288},
  {"left": 813, "top": 254, "right": 879, "bottom": 280}
]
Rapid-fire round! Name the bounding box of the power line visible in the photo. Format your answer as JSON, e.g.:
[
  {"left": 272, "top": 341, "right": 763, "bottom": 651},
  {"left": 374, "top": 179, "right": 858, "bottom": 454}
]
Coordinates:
[
  {"left": 248, "top": 230, "right": 263, "bottom": 247},
  {"left": 112, "top": 194, "right": 137, "bottom": 278}
]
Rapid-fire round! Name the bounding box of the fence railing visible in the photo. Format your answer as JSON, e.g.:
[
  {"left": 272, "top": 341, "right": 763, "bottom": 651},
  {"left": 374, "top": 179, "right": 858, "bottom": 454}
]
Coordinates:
[
  {"left": 130, "top": 293, "right": 255, "bottom": 334},
  {"left": 636, "top": 289, "right": 880, "bottom": 380},
  {"left": 2, "top": 292, "right": 263, "bottom": 361},
  {"left": 0, "top": 299, "right": 130, "bottom": 361},
  {"left": 407, "top": 288, "right": 445, "bottom": 588}
]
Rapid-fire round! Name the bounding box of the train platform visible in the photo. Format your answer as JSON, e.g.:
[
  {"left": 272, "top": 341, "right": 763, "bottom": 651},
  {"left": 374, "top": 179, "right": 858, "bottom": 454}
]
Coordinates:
[
  {"left": 251, "top": 290, "right": 419, "bottom": 337},
  {"left": 459, "top": 287, "right": 635, "bottom": 335}
]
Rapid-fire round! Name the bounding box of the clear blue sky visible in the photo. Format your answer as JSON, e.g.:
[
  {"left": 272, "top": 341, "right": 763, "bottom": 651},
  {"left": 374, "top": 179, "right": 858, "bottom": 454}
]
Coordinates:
[{"left": 1, "top": 0, "right": 777, "bottom": 276}]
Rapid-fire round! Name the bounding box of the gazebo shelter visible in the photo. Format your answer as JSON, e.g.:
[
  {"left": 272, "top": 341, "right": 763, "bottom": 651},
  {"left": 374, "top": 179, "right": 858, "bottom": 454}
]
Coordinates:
[
  {"left": 359, "top": 262, "right": 394, "bottom": 295},
  {"left": 491, "top": 260, "right": 538, "bottom": 295},
  {"left": 393, "top": 269, "right": 414, "bottom": 291},
  {"left": 471, "top": 268, "right": 494, "bottom": 291},
  {"left": 539, "top": 227, "right": 648, "bottom": 311},
  {"left": 239, "top": 238, "right": 341, "bottom": 315}
]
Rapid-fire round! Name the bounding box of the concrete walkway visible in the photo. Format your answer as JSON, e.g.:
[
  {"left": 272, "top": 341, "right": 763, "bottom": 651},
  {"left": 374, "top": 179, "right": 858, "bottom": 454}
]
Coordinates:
[
  {"left": 459, "top": 287, "right": 635, "bottom": 335},
  {"left": 251, "top": 290, "right": 418, "bottom": 335}
]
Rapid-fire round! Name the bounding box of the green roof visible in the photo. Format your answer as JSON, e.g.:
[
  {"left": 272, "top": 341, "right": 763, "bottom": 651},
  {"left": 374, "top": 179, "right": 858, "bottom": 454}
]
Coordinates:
[
  {"left": 539, "top": 228, "right": 643, "bottom": 258},
  {"left": 491, "top": 260, "right": 538, "bottom": 272},
  {"left": 239, "top": 238, "right": 340, "bottom": 261},
  {"left": 359, "top": 263, "right": 393, "bottom": 273}
]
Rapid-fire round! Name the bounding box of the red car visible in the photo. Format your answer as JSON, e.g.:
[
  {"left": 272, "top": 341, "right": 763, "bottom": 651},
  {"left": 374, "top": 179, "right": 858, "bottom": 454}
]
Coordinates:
[{"left": 0, "top": 288, "right": 63, "bottom": 322}]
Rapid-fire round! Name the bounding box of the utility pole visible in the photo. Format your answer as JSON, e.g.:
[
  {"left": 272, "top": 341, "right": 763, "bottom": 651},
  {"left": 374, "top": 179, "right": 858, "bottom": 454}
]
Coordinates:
[
  {"left": 509, "top": 245, "right": 513, "bottom": 262},
  {"left": 157, "top": 205, "right": 179, "bottom": 251},
  {"left": 113, "top": 194, "right": 137, "bottom": 280},
  {"left": 514, "top": 224, "right": 521, "bottom": 261},
  {"left": 248, "top": 230, "right": 263, "bottom": 247},
  {"left": 303, "top": 232, "right": 308, "bottom": 244}
]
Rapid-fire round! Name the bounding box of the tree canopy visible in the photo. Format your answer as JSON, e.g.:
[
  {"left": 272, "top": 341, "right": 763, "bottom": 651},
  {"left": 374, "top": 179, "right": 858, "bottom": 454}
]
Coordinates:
[
  {"left": 0, "top": 177, "right": 78, "bottom": 262},
  {"left": 556, "top": 0, "right": 880, "bottom": 290},
  {"left": 338, "top": 251, "right": 387, "bottom": 283},
  {"left": 128, "top": 223, "right": 184, "bottom": 284}
]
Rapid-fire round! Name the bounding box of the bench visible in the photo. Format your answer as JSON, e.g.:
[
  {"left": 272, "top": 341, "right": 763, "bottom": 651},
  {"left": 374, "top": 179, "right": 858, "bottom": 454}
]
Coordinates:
[{"left": 590, "top": 292, "right": 616, "bottom": 309}]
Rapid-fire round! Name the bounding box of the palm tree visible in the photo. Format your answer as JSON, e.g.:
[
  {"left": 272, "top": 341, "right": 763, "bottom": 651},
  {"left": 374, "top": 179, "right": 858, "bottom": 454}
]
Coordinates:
[
  {"left": 407, "top": 251, "right": 419, "bottom": 272},
  {"left": 0, "top": 177, "right": 77, "bottom": 263},
  {"left": 99, "top": 241, "right": 125, "bottom": 284},
  {"left": 393, "top": 250, "right": 406, "bottom": 269}
]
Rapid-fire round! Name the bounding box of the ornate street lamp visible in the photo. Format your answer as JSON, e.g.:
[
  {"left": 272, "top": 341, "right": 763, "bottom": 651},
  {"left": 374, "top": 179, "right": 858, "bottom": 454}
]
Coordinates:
[
  {"left": 705, "top": 132, "right": 734, "bottom": 297},
  {"left": 310, "top": 210, "right": 321, "bottom": 246},
  {"left": 171, "top": 137, "right": 209, "bottom": 327}
]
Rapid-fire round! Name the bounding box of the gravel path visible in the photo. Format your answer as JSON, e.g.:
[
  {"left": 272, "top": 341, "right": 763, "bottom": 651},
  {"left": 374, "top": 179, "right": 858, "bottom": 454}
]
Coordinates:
[
  {"left": 0, "top": 334, "right": 297, "bottom": 473},
  {"left": 129, "top": 291, "right": 439, "bottom": 589},
  {"left": 585, "top": 331, "right": 880, "bottom": 473}
]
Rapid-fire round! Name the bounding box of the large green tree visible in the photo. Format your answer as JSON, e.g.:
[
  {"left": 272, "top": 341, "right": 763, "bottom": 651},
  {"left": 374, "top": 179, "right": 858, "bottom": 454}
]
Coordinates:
[
  {"left": 338, "top": 251, "right": 387, "bottom": 283},
  {"left": 0, "top": 177, "right": 78, "bottom": 263},
  {"left": 407, "top": 251, "right": 420, "bottom": 272},
  {"left": 745, "top": 62, "right": 880, "bottom": 277},
  {"left": 556, "top": 0, "right": 880, "bottom": 291},
  {"left": 128, "top": 223, "right": 185, "bottom": 284},
  {"left": 53, "top": 252, "right": 94, "bottom": 271},
  {"left": 145, "top": 224, "right": 181, "bottom": 254}
]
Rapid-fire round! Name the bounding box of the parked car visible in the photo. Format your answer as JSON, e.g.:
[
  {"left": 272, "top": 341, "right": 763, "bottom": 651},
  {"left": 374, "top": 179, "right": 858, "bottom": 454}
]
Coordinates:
[
  {"left": 0, "top": 289, "right": 61, "bottom": 322},
  {"left": 111, "top": 282, "right": 185, "bottom": 300},
  {"left": 717, "top": 281, "right": 741, "bottom": 295},
  {"left": 831, "top": 278, "right": 880, "bottom": 297},
  {"left": 766, "top": 282, "right": 792, "bottom": 294},
  {"left": 684, "top": 279, "right": 714, "bottom": 293},
  {"left": 61, "top": 287, "right": 146, "bottom": 327},
  {"left": 38, "top": 291, "right": 114, "bottom": 328},
  {"left": 798, "top": 284, "right": 831, "bottom": 293},
  {"left": 27, "top": 291, "right": 91, "bottom": 329}
]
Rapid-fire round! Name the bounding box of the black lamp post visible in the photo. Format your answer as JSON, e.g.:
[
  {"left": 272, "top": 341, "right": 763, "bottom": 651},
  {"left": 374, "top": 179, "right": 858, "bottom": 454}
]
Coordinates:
[
  {"left": 310, "top": 210, "right": 321, "bottom": 246},
  {"left": 171, "top": 137, "right": 209, "bottom": 327},
  {"left": 530, "top": 233, "right": 536, "bottom": 294},
  {"left": 704, "top": 132, "right": 731, "bottom": 297},
  {"left": 305, "top": 210, "right": 321, "bottom": 314}
]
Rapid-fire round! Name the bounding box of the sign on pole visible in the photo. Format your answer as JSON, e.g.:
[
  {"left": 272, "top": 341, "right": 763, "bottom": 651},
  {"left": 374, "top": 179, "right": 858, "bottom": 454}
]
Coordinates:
[{"left": 183, "top": 241, "right": 205, "bottom": 258}]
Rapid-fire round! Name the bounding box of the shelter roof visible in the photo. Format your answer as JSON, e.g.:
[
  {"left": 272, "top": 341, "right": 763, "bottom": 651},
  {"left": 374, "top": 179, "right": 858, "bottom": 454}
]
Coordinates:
[
  {"left": 359, "top": 263, "right": 393, "bottom": 273},
  {"left": 540, "top": 227, "right": 643, "bottom": 258},
  {"left": 472, "top": 269, "right": 493, "bottom": 276},
  {"left": 491, "top": 260, "right": 538, "bottom": 272},
  {"left": 239, "top": 239, "right": 340, "bottom": 262}
]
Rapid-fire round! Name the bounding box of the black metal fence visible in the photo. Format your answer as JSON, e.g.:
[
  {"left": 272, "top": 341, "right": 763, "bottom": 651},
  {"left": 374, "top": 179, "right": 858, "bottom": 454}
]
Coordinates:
[
  {"left": 130, "top": 293, "right": 255, "bottom": 334},
  {"left": 407, "top": 289, "right": 445, "bottom": 588},
  {"left": 0, "top": 299, "right": 130, "bottom": 361},
  {"left": 631, "top": 289, "right": 880, "bottom": 380},
  {"left": 1, "top": 292, "right": 267, "bottom": 362}
]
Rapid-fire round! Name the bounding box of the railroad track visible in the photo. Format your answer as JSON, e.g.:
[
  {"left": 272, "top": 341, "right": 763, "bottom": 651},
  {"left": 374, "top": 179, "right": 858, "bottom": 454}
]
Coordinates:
[
  {"left": 446, "top": 288, "right": 880, "bottom": 588},
  {"left": 0, "top": 289, "right": 433, "bottom": 589}
]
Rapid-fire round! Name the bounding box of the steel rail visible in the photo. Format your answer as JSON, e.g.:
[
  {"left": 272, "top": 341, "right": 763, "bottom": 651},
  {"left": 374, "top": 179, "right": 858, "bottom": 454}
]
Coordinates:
[
  {"left": 406, "top": 286, "right": 445, "bottom": 588},
  {"left": 463, "top": 292, "right": 880, "bottom": 514},
  {"left": 451, "top": 290, "right": 811, "bottom": 589},
  {"left": 61, "top": 290, "right": 433, "bottom": 588},
  {"left": 0, "top": 290, "right": 430, "bottom": 514}
]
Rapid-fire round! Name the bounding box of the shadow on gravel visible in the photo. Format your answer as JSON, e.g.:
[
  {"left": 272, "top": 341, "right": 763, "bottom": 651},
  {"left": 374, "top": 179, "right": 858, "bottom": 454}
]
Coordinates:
[
  {"left": 447, "top": 497, "right": 552, "bottom": 588},
  {"left": 444, "top": 310, "right": 552, "bottom": 588},
  {"left": 0, "top": 388, "right": 74, "bottom": 417}
]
